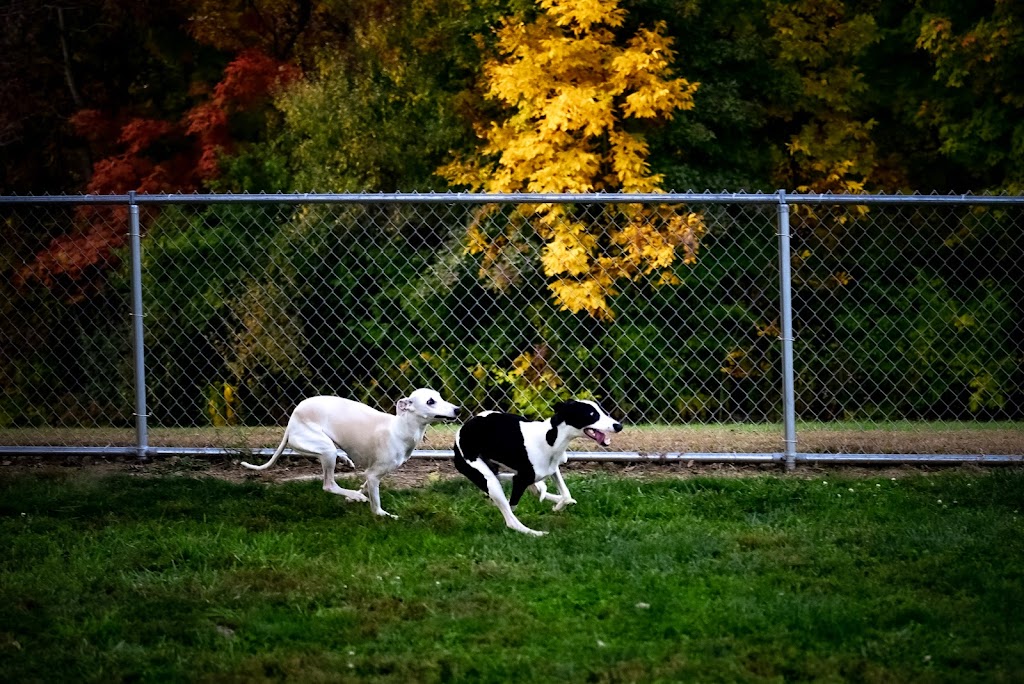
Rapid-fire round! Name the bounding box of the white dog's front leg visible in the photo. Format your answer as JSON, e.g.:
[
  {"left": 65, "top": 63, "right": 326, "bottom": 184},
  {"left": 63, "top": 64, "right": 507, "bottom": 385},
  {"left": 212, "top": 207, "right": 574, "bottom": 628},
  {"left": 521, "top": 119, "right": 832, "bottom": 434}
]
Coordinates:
[
  {"left": 363, "top": 474, "right": 397, "bottom": 519},
  {"left": 335, "top": 449, "right": 356, "bottom": 471}
]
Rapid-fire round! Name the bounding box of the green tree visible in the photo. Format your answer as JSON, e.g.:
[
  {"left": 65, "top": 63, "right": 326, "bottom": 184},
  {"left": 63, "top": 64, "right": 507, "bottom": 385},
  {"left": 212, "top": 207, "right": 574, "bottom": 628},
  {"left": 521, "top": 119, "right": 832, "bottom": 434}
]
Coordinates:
[
  {"left": 915, "top": 0, "right": 1024, "bottom": 192},
  {"left": 637, "top": 0, "right": 781, "bottom": 192},
  {"left": 768, "top": 0, "right": 880, "bottom": 194},
  {"left": 227, "top": 0, "right": 507, "bottom": 192}
]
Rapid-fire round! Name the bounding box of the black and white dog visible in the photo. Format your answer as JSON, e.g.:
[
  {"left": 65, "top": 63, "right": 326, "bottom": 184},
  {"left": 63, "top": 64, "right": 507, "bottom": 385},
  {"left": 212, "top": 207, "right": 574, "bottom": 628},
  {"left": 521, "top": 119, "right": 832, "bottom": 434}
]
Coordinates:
[{"left": 453, "top": 400, "right": 622, "bottom": 535}]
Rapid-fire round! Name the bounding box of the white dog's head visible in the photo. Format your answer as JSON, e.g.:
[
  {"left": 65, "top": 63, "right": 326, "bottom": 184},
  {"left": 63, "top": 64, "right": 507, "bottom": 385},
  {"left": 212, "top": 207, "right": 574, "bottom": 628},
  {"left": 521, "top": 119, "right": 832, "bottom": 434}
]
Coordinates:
[
  {"left": 396, "top": 388, "right": 461, "bottom": 422},
  {"left": 546, "top": 399, "right": 622, "bottom": 447}
]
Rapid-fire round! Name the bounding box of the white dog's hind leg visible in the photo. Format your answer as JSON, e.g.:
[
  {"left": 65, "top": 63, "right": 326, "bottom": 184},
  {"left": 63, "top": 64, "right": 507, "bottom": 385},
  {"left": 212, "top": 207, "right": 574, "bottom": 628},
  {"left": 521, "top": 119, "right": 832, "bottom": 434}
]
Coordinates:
[
  {"left": 319, "top": 451, "right": 368, "bottom": 502},
  {"left": 286, "top": 427, "right": 364, "bottom": 501}
]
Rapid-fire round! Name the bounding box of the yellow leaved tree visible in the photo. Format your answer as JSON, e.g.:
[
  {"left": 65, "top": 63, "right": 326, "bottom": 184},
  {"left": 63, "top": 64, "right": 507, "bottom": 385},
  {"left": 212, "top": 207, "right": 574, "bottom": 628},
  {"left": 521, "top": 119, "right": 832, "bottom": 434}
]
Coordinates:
[{"left": 440, "top": 0, "right": 703, "bottom": 320}]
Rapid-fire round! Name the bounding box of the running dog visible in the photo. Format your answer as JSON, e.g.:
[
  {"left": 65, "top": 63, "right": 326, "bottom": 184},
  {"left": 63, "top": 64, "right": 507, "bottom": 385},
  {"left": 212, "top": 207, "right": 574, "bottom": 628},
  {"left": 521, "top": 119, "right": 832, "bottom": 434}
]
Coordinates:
[
  {"left": 242, "top": 388, "right": 460, "bottom": 518},
  {"left": 453, "top": 400, "right": 622, "bottom": 535}
]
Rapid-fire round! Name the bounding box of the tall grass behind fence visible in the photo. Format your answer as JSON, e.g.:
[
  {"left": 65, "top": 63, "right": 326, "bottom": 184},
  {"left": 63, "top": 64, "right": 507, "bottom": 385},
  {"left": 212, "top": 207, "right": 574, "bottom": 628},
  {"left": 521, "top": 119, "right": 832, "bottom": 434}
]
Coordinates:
[{"left": 1, "top": 194, "right": 1022, "bottom": 454}]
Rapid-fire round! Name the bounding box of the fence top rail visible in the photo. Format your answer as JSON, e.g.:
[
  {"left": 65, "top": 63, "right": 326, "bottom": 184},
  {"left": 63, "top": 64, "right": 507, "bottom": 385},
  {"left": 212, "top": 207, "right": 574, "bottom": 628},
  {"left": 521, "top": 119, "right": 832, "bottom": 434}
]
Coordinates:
[{"left": 2, "top": 191, "right": 1023, "bottom": 206}]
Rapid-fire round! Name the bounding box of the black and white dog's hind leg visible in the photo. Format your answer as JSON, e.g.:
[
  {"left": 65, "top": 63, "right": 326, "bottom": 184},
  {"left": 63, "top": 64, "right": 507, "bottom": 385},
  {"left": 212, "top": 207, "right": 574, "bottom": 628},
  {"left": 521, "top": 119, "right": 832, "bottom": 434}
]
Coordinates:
[{"left": 453, "top": 441, "right": 547, "bottom": 537}]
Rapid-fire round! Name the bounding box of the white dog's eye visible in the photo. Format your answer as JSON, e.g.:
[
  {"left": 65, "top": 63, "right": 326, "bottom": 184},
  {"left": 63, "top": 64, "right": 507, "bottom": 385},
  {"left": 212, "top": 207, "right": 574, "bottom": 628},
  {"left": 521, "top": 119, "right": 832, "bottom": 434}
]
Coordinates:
[{"left": 427, "top": 398, "right": 436, "bottom": 406}]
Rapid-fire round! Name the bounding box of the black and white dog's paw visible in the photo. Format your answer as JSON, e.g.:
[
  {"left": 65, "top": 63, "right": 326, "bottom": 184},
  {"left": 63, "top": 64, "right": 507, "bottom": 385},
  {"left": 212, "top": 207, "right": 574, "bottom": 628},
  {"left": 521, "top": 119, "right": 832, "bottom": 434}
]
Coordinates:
[{"left": 552, "top": 496, "right": 577, "bottom": 512}]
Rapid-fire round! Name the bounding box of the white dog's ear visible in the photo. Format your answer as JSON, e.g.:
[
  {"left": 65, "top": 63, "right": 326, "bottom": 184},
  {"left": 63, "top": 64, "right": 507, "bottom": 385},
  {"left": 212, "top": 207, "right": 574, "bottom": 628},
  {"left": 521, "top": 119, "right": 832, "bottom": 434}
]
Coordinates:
[{"left": 396, "top": 397, "right": 413, "bottom": 414}]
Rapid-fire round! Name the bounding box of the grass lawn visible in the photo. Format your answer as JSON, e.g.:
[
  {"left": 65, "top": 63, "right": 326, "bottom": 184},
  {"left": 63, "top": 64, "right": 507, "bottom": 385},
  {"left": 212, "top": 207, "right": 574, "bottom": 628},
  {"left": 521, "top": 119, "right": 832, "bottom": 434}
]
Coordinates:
[{"left": 1, "top": 469, "right": 1023, "bottom": 682}]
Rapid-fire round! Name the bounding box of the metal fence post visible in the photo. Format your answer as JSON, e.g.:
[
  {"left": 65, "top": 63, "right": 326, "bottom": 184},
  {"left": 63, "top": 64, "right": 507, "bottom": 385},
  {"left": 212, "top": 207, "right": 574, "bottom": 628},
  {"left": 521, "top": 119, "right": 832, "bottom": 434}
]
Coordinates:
[
  {"left": 128, "top": 191, "right": 150, "bottom": 462},
  {"left": 777, "top": 190, "right": 797, "bottom": 470}
]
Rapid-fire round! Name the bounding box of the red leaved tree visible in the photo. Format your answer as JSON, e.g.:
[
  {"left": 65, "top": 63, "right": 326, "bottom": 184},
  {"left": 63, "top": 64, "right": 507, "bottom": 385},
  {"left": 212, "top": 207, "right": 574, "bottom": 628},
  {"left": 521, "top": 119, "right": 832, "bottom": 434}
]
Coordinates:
[{"left": 16, "top": 50, "right": 299, "bottom": 302}]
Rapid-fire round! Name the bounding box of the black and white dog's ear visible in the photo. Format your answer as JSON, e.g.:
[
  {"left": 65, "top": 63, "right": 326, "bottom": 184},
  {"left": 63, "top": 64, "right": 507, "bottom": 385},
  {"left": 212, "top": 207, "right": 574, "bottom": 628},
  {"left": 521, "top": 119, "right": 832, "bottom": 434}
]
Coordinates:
[
  {"left": 396, "top": 397, "right": 413, "bottom": 415},
  {"left": 546, "top": 402, "right": 571, "bottom": 446}
]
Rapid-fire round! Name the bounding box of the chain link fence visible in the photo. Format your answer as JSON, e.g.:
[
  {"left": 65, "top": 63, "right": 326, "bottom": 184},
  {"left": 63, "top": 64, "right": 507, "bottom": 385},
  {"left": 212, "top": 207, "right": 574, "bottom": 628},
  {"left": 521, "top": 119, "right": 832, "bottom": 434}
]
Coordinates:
[{"left": 2, "top": 193, "right": 1022, "bottom": 464}]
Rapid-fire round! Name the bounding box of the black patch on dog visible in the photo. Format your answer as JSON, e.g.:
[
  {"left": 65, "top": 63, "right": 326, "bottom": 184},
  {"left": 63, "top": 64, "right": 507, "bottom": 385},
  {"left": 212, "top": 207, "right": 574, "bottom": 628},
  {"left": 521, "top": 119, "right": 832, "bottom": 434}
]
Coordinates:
[
  {"left": 455, "top": 413, "right": 537, "bottom": 496},
  {"left": 545, "top": 415, "right": 562, "bottom": 446},
  {"left": 453, "top": 442, "right": 488, "bottom": 491}
]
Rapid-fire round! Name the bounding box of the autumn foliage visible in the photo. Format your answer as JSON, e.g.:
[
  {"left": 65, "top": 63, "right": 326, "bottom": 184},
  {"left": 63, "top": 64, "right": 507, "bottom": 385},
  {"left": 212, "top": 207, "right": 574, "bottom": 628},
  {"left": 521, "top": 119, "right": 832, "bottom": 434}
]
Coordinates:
[
  {"left": 188, "top": 50, "right": 301, "bottom": 179},
  {"left": 441, "top": 0, "right": 704, "bottom": 320},
  {"left": 10, "top": 0, "right": 1024, "bottom": 311},
  {"left": 17, "top": 50, "right": 298, "bottom": 300}
]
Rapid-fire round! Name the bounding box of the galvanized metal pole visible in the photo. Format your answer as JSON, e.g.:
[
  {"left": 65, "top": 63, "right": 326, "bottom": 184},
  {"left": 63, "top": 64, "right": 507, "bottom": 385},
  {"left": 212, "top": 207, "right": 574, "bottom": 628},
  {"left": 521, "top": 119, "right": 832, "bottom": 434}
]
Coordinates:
[
  {"left": 128, "top": 192, "right": 149, "bottom": 462},
  {"left": 777, "top": 190, "right": 798, "bottom": 471}
]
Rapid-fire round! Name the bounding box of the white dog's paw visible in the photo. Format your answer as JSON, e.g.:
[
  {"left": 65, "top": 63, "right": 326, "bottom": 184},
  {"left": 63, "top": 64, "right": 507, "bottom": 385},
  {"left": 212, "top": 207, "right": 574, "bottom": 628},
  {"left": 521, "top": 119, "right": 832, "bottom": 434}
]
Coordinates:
[
  {"left": 552, "top": 496, "right": 577, "bottom": 512},
  {"left": 325, "top": 484, "right": 364, "bottom": 499},
  {"left": 329, "top": 487, "right": 368, "bottom": 503},
  {"left": 373, "top": 509, "right": 398, "bottom": 519}
]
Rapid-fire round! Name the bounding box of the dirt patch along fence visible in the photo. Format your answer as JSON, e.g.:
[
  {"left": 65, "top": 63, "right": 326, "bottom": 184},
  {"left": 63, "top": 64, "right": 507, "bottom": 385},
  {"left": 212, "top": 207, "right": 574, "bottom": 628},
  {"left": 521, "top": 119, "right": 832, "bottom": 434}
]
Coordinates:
[{"left": 1, "top": 191, "right": 1022, "bottom": 468}]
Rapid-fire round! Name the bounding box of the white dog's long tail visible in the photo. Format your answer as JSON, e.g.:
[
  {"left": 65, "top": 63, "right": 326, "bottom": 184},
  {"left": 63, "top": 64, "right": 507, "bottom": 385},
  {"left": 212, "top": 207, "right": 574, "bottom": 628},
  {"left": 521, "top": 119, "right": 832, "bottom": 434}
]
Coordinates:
[{"left": 240, "top": 428, "right": 289, "bottom": 471}]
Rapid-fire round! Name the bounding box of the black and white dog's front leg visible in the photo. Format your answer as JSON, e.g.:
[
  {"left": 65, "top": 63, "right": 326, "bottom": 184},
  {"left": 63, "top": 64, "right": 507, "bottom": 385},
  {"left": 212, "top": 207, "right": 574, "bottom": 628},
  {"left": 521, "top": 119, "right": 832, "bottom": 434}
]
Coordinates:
[
  {"left": 499, "top": 471, "right": 577, "bottom": 512},
  {"left": 547, "top": 469, "right": 577, "bottom": 511},
  {"left": 529, "top": 473, "right": 577, "bottom": 511}
]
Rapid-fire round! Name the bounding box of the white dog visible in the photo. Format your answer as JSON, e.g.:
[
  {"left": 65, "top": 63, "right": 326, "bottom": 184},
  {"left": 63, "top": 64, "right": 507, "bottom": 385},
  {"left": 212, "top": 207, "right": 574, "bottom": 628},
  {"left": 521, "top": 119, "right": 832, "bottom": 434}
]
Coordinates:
[
  {"left": 453, "top": 399, "right": 622, "bottom": 535},
  {"left": 242, "top": 388, "right": 460, "bottom": 518}
]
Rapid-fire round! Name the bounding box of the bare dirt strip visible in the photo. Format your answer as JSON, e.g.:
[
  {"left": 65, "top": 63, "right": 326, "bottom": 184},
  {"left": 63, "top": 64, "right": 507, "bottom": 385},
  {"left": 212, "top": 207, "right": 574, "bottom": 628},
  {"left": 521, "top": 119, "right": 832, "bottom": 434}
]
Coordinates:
[{"left": 3, "top": 424, "right": 1021, "bottom": 486}]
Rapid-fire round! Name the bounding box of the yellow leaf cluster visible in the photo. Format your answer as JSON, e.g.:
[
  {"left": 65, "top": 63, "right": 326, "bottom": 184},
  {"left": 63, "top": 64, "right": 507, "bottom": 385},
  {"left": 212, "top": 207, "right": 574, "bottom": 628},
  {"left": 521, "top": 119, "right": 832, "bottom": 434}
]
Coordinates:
[
  {"left": 538, "top": 0, "right": 626, "bottom": 32},
  {"left": 614, "top": 209, "right": 705, "bottom": 273},
  {"left": 770, "top": 0, "right": 879, "bottom": 196},
  {"left": 540, "top": 222, "right": 597, "bottom": 277},
  {"left": 440, "top": 0, "right": 704, "bottom": 319},
  {"left": 465, "top": 224, "right": 490, "bottom": 255},
  {"left": 550, "top": 275, "right": 616, "bottom": 320}
]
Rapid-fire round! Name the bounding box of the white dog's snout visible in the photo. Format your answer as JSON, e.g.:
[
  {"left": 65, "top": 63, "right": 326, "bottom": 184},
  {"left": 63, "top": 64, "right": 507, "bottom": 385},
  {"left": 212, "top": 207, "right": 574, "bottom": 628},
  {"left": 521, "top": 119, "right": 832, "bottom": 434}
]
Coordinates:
[{"left": 407, "top": 388, "right": 461, "bottom": 420}]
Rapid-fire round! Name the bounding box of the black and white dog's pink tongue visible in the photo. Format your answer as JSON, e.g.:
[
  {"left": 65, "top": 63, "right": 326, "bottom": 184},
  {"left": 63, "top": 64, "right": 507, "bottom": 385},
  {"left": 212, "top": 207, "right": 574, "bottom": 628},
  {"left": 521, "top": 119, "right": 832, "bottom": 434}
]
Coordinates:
[{"left": 585, "top": 428, "right": 611, "bottom": 447}]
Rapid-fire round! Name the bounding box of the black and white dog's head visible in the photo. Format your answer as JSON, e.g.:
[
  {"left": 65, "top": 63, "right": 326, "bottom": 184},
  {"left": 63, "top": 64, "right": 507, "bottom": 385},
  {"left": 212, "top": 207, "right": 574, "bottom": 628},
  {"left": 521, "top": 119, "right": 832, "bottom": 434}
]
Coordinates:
[{"left": 546, "top": 399, "right": 622, "bottom": 447}]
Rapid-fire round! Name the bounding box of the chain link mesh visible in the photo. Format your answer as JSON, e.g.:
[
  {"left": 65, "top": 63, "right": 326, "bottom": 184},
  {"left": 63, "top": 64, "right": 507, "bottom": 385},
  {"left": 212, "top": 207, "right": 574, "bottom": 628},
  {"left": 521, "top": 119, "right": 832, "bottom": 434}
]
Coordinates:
[{"left": 1, "top": 196, "right": 1021, "bottom": 454}]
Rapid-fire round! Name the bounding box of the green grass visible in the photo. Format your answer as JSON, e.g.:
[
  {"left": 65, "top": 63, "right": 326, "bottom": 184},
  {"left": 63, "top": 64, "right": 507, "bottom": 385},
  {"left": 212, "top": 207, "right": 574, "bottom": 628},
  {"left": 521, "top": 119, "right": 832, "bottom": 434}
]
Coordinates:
[{"left": 2, "top": 471, "right": 1023, "bottom": 683}]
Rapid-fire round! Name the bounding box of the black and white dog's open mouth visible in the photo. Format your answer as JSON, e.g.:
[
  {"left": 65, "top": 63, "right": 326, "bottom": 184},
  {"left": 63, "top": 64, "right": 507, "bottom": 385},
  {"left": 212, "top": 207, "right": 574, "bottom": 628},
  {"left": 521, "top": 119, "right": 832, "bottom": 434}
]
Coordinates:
[{"left": 584, "top": 427, "right": 612, "bottom": 447}]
